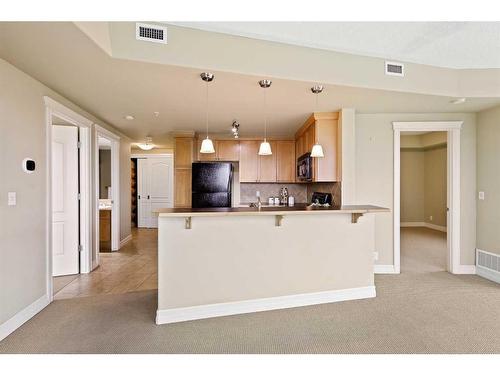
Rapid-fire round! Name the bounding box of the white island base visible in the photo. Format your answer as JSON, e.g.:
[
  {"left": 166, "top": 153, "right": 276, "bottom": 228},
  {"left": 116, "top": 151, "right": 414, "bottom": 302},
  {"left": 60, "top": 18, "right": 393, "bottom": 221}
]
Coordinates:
[{"left": 156, "top": 206, "right": 387, "bottom": 324}]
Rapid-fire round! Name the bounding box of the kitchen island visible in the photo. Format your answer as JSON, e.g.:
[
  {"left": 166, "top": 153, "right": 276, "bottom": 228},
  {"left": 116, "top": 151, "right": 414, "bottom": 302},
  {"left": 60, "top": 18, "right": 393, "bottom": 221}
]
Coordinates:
[{"left": 155, "top": 205, "right": 389, "bottom": 324}]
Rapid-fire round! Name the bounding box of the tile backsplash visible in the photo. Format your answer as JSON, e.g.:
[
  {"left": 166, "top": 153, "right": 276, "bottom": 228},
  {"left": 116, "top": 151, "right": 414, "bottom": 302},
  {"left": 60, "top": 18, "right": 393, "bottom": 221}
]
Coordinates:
[
  {"left": 240, "top": 182, "right": 341, "bottom": 205},
  {"left": 240, "top": 183, "right": 308, "bottom": 204}
]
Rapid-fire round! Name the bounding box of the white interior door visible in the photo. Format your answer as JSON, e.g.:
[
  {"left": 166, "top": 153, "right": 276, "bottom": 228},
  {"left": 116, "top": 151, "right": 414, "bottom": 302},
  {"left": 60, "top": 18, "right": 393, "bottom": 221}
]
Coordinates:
[
  {"left": 137, "top": 158, "right": 150, "bottom": 228},
  {"left": 148, "top": 157, "right": 173, "bottom": 228},
  {"left": 52, "top": 125, "right": 79, "bottom": 276},
  {"left": 137, "top": 156, "right": 173, "bottom": 228}
]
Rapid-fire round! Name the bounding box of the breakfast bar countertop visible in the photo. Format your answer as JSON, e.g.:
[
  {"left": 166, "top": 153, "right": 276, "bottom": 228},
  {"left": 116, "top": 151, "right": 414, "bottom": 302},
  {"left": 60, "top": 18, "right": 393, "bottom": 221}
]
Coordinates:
[{"left": 156, "top": 204, "right": 389, "bottom": 217}]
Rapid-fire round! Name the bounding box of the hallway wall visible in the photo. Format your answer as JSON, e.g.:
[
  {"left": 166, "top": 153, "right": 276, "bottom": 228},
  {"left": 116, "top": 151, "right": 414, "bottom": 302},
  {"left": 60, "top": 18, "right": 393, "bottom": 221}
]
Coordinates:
[{"left": 0, "top": 58, "right": 131, "bottom": 335}]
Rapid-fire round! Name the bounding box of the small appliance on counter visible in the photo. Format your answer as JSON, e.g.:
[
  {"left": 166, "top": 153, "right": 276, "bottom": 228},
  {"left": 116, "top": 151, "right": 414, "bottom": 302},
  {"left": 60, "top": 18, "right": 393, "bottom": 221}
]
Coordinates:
[
  {"left": 310, "top": 192, "right": 333, "bottom": 207},
  {"left": 192, "top": 162, "right": 233, "bottom": 208}
]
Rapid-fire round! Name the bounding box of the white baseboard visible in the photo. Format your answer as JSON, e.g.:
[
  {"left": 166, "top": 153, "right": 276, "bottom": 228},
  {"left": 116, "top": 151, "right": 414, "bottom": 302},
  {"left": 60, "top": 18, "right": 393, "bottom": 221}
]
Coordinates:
[
  {"left": 477, "top": 266, "right": 500, "bottom": 283},
  {"left": 0, "top": 294, "right": 50, "bottom": 341},
  {"left": 400, "top": 222, "right": 447, "bottom": 232},
  {"left": 120, "top": 234, "right": 133, "bottom": 248},
  {"left": 454, "top": 265, "right": 476, "bottom": 274},
  {"left": 374, "top": 264, "right": 399, "bottom": 274},
  {"left": 156, "top": 286, "right": 376, "bottom": 325}
]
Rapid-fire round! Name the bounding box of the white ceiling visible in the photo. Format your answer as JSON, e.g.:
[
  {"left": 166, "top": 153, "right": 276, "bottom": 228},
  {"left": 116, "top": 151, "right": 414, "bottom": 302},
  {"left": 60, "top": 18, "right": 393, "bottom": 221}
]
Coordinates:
[{"left": 169, "top": 22, "right": 500, "bottom": 69}]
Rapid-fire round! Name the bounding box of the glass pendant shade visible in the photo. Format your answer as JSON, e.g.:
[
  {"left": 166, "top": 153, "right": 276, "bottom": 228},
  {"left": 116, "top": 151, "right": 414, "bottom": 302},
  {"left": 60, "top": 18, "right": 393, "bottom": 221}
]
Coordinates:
[
  {"left": 138, "top": 137, "right": 154, "bottom": 150},
  {"left": 200, "top": 137, "right": 215, "bottom": 154},
  {"left": 138, "top": 143, "right": 154, "bottom": 151},
  {"left": 258, "top": 140, "right": 272, "bottom": 156},
  {"left": 310, "top": 143, "right": 324, "bottom": 158}
]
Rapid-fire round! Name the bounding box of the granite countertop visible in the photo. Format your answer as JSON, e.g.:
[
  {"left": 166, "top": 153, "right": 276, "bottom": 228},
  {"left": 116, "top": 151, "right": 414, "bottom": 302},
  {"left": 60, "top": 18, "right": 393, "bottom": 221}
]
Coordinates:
[{"left": 156, "top": 205, "right": 389, "bottom": 217}]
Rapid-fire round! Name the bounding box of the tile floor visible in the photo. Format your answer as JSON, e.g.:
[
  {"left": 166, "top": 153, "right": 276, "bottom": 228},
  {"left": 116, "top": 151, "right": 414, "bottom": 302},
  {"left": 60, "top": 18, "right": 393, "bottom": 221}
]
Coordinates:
[{"left": 53, "top": 228, "right": 157, "bottom": 299}]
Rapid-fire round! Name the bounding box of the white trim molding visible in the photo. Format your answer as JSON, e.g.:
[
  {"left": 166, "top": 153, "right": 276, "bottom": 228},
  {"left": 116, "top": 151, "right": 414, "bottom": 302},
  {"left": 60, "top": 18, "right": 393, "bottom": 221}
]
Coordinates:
[
  {"left": 374, "top": 265, "right": 398, "bottom": 274},
  {"left": 455, "top": 265, "right": 476, "bottom": 275},
  {"left": 400, "top": 222, "right": 447, "bottom": 233},
  {"left": 44, "top": 96, "right": 93, "bottom": 303},
  {"left": 94, "top": 125, "right": 121, "bottom": 262},
  {"left": 120, "top": 234, "right": 133, "bottom": 248},
  {"left": 0, "top": 294, "right": 50, "bottom": 341},
  {"left": 156, "top": 286, "right": 376, "bottom": 325},
  {"left": 393, "top": 121, "right": 462, "bottom": 275}
]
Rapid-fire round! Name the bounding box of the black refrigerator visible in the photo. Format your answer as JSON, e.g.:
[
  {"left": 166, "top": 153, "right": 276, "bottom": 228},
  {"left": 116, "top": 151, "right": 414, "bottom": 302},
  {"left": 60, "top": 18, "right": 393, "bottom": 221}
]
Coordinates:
[{"left": 192, "top": 162, "right": 233, "bottom": 208}]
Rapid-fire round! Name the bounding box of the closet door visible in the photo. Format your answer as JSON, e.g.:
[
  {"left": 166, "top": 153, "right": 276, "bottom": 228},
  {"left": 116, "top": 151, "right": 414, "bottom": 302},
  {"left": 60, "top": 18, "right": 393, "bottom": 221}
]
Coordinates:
[
  {"left": 137, "top": 157, "right": 174, "bottom": 228},
  {"left": 137, "top": 158, "right": 151, "bottom": 228},
  {"left": 148, "top": 157, "right": 173, "bottom": 228}
]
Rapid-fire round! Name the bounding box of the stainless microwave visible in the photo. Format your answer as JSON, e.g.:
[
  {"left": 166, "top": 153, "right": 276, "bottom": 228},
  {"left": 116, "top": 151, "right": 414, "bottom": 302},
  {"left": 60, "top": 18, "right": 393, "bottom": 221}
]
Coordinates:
[{"left": 297, "top": 153, "right": 313, "bottom": 181}]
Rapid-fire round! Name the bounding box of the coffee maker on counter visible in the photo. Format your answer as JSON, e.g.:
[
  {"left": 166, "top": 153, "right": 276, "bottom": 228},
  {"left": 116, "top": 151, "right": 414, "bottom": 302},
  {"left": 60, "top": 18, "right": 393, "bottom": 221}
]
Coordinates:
[{"left": 279, "top": 187, "right": 289, "bottom": 205}]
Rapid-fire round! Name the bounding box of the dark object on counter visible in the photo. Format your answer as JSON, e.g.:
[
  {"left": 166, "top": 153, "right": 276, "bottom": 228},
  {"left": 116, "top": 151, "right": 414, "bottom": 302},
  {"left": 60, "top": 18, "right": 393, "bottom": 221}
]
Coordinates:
[
  {"left": 297, "top": 153, "right": 313, "bottom": 181},
  {"left": 311, "top": 192, "right": 333, "bottom": 206},
  {"left": 192, "top": 162, "right": 233, "bottom": 208}
]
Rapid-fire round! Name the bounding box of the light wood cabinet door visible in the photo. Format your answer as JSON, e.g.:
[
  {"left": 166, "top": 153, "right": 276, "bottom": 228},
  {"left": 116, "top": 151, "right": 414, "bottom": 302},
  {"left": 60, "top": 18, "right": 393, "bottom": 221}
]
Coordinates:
[
  {"left": 296, "top": 135, "right": 305, "bottom": 158},
  {"left": 216, "top": 140, "right": 240, "bottom": 161},
  {"left": 277, "top": 141, "right": 296, "bottom": 182},
  {"left": 305, "top": 125, "right": 316, "bottom": 153},
  {"left": 175, "top": 138, "right": 194, "bottom": 168},
  {"left": 239, "top": 141, "right": 260, "bottom": 182},
  {"left": 259, "top": 141, "right": 277, "bottom": 182},
  {"left": 174, "top": 169, "right": 191, "bottom": 207}
]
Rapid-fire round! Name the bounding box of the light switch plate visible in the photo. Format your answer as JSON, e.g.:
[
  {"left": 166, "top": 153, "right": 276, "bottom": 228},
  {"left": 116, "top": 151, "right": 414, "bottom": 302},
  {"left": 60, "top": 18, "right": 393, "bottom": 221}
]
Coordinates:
[
  {"left": 8, "top": 192, "right": 16, "bottom": 206},
  {"left": 479, "top": 191, "right": 485, "bottom": 200}
]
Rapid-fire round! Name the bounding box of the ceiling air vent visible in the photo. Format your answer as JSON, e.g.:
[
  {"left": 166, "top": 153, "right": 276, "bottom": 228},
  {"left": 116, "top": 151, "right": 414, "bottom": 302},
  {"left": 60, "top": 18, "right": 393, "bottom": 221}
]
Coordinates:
[
  {"left": 385, "top": 61, "right": 404, "bottom": 77},
  {"left": 136, "top": 23, "right": 167, "bottom": 44}
]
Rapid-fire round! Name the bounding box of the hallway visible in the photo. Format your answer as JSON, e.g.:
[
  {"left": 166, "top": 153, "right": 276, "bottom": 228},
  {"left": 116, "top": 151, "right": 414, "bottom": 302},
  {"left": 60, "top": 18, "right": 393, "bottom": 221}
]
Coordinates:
[{"left": 53, "top": 228, "right": 157, "bottom": 299}]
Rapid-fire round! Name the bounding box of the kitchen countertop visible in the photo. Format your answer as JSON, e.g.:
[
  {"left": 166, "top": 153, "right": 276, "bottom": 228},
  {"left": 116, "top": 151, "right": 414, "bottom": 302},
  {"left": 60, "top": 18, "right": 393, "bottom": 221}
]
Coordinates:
[{"left": 156, "top": 204, "right": 389, "bottom": 217}]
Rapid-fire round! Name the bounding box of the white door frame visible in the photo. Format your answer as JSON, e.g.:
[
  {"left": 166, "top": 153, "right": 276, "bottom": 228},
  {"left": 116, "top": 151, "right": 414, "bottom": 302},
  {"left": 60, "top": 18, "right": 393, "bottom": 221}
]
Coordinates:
[
  {"left": 94, "top": 125, "right": 120, "bottom": 266},
  {"left": 393, "top": 121, "right": 462, "bottom": 274},
  {"left": 44, "top": 96, "right": 92, "bottom": 301}
]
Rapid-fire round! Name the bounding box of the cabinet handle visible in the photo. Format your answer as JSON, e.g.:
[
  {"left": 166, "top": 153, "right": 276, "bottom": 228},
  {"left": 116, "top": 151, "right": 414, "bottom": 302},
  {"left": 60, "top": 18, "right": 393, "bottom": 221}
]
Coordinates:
[{"left": 148, "top": 195, "right": 150, "bottom": 199}]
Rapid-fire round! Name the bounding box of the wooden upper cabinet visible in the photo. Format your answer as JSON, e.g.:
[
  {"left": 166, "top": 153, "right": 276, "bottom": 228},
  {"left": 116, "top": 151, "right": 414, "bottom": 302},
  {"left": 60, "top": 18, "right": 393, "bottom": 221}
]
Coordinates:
[
  {"left": 258, "top": 141, "right": 277, "bottom": 182},
  {"left": 216, "top": 140, "right": 240, "bottom": 161},
  {"left": 277, "top": 140, "right": 295, "bottom": 182},
  {"left": 305, "top": 125, "right": 315, "bottom": 153},
  {"left": 295, "top": 112, "right": 341, "bottom": 182},
  {"left": 197, "top": 139, "right": 240, "bottom": 161},
  {"left": 239, "top": 140, "right": 260, "bottom": 182},
  {"left": 175, "top": 138, "right": 195, "bottom": 168},
  {"left": 296, "top": 135, "right": 305, "bottom": 159}
]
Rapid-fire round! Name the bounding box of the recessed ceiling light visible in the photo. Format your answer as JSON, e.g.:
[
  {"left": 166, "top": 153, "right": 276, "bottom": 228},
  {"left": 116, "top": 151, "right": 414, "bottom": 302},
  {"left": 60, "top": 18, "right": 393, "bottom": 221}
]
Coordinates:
[
  {"left": 124, "top": 115, "right": 135, "bottom": 120},
  {"left": 153, "top": 112, "right": 160, "bottom": 117},
  {"left": 450, "top": 98, "right": 466, "bottom": 105}
]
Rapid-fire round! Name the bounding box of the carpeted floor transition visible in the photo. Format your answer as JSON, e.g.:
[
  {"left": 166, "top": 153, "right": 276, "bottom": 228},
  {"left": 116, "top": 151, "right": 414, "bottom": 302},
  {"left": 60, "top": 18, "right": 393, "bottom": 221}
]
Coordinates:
[{"left": 1, "top": 227, "right": 499, "bottom": 354}]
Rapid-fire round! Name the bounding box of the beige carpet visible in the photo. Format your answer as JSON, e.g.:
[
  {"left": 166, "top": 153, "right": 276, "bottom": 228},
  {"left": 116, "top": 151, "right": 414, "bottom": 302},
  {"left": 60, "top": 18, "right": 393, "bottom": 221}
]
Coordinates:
[{"left": 1, "top": 228, "right": 499, "bottom": 353}]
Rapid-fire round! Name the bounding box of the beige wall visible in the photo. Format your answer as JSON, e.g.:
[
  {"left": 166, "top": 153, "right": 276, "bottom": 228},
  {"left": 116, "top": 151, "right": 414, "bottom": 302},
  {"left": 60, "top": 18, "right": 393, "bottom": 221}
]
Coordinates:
[
  {"left": 0, "top": 58, "right": 131, "bottom": 327},
  {"left": 400, "top": 150, "right": 425, "bottom": 222},
  {"left": 477, "top": 105, "right": 500, "bottom": 255},
  {"left": 400, "top": 139, "right": 447, "bottom": 227},
  {"left": 355, "top": 113, "right": 476, "bottom": 266},
  {"left": 424, "top": 147, "right": 447, "bottom": 227}
]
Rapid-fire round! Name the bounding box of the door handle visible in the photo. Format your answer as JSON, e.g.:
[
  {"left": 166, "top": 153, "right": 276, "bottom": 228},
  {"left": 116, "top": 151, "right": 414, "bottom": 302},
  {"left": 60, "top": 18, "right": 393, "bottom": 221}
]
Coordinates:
[
  {"left": 148, "top": 195, "right": 150, "bottom": 199},
  {"left": 138, "top": 195, "right": 141, "bottom": 199}
]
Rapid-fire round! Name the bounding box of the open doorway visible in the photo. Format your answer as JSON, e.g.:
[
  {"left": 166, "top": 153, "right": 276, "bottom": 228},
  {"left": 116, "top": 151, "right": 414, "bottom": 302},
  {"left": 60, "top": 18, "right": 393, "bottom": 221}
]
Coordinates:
[
  {"left": 93, "top": 125, "right": 120, "bottom": 268},
  {"left": 45, "top": 97, "right": 92, "bottom": 299},
  {"left": 393, "top": 121, "right": 469, "bottom": 275},
  {"left": 400, "top": 131, "right": 448, "bottom": 273}
]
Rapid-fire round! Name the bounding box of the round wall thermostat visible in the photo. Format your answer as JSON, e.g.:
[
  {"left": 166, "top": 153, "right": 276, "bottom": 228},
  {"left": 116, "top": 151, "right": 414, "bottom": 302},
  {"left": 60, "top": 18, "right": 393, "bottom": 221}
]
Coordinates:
[{"left": 22, "top": 158, "right": 36, "bottom": 174}]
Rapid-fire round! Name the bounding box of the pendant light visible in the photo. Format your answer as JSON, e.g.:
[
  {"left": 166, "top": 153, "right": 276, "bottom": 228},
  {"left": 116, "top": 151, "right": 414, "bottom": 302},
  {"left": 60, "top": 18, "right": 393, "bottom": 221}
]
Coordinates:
[
  {"left": 310, "top": 85, "right": 325, "bottom": 158},
  {"left": 258, "top": 79, "right": 272, "bottom": 156},
  {"left": 199, "top": 72, "right": 216, "bottom": 154}
]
